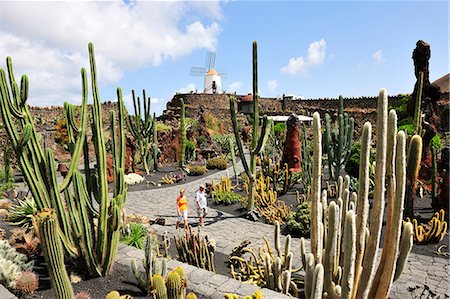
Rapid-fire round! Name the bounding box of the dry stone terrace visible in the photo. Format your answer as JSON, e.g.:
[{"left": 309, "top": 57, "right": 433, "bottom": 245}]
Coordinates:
[{"left": 124, "top": 158, "right": 450, "bottom": 299}]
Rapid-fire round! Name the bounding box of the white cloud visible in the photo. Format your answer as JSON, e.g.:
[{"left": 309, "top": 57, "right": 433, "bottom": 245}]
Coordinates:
[
  {"left": 267, "top": 80, "right": 278, "bottom": 93},
  {"left": 228, "top": 82, "right": 242, "bottom": 93},
  {"left": 373, "top": 50, "right": 385, "bottom": 64},
  {"left": 281, "top": 39, "right": 327, "bottom": 75},
  {"left": 177, "top": 83, "right": 197, "bottom": 94},
  {"left": 0, "top": 1, "right": 222, "bottom": 106}
]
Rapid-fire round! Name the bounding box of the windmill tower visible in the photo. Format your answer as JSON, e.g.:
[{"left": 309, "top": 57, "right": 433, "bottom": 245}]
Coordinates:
[{"left": 190, "top": 52, "right": 227, "bottom": 94}]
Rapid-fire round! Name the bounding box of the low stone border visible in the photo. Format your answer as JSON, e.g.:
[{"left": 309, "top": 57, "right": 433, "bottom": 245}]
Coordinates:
[
  {"left": 0, "top": 284, "right": 17, "bottom": 299},
  {"left": 116, "top": 243, "right": 290, "bottom": 299}
]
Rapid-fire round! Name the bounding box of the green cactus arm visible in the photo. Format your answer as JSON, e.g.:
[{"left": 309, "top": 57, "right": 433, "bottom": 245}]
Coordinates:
[
  {"left": 251, "top": 41, "right": 260, "bottom": 162},
  {"left": 311, "top": 112, "right": 322, "bottom": 264},
  {"left": 58, "top": 68, "right": 89, "bottom": 192},
  {"left": 229, "top": 96, "right": 250, "bottom": 176},
  {"left": 131, "top": 259, "right": 147, "bottom": 288},
  {"left": 393, "top": 222, "right": 413, "bottom": 281},
  {"left": 87, "top": 42, "right": 111, "bottom": 267},
  {"left": 252, "top": 116, "right": 272, "bottom": 156},
  {"left": 357, "top": 88, "right": 388, "bottom": 297},
  {"left": 404, "top": 135, "right": 422, "bottom": 219},
  {"left": 72, "top": 171, "right": 101, "bottom": 275},
  {"left": 37, "top": 210, "right": 74, "bottom": 299}
]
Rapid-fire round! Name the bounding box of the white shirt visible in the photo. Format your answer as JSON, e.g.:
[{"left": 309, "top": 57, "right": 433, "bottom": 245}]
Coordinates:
[{"left": 196, "top": 190, "right": 207, "bottom": 209}]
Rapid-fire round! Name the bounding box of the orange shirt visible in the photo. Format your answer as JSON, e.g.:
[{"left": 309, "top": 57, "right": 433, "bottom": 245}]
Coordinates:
[{"left": 177, "top": 195, "right": 188, "bottom": 211}]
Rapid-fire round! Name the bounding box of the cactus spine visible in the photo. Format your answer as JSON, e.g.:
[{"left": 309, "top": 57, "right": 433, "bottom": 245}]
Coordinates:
[
  {"left": 37, "top": 209, "right": 74, "bottom": 299},
  {"left": 301, "top": 89, "right": 415, "bottom": 299},
  {"left": 323, "top": 96, "right": 354, "bottom": 180},
  {"left": 229, "top": 41, "right": 272, "bottom": 211},
  {"left": 0, "top": 43, "right": 127, "bottom": 277},
  {"left": 179, "top": 98, "right": 186, "bottom": 167},
  {"left": 126, "top": 89, "right": 158, "bottom": 174},
  {"left": 431, "top": 146, "right": 437, "bottom": 205}
]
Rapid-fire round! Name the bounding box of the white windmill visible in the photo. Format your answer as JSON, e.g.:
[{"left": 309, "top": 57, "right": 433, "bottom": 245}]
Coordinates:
[{"left": 190, "top": 52, "right": 227, "bottom": 94}]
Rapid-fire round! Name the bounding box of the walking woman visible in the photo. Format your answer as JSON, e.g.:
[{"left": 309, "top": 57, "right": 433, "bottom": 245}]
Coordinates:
[{"left": 176, "top": 189, "right": 188, "bottom": 229}]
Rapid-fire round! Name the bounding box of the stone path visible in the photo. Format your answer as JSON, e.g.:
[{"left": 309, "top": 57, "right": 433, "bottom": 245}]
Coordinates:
[{"left": 125, "top": 157, "right": 450, "bottom": 298}]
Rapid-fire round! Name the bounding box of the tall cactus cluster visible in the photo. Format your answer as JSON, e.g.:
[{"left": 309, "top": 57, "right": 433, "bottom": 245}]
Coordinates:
[
  {"left": 230, "top": 41, "right": 272, "bottom": 212},
  {"left": 323, "top": 96, "right": 354, "bottom": 180},
  {"left": 0, "top": 43, "right": 127, "bottom": 284},
  {"left": 174, "top": 226, "right": 215, "bottom": 272},
  {"left": 301, "top": 89, "right": 416, "bottom": 299},
  {"left": 229, "top": 221, "right": 300, "bottom": 295},
  {"left": 126, "top": 89, "right": 158, "bottom": 173},
  {"left": 131, "top": 233, "right": 167, "bottom": 296}
]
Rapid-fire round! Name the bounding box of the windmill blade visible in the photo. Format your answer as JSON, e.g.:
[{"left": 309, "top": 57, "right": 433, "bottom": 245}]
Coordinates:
[
  {"left": 190, "top": 66, "right": 206, "bottom": 76},
  {"left": 210, "top": 52, "right": 216, "bottom": 69},
  {"left": 217, "top": 69, "right": 228, "bottom": 79},
  {"left": 205, "top": 52, "right": 211, "bottom": 70}
]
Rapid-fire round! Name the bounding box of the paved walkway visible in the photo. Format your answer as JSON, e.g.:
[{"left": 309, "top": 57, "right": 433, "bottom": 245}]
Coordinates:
[{"left": 125, "top": 159, "right": 450, "bottom": 298}]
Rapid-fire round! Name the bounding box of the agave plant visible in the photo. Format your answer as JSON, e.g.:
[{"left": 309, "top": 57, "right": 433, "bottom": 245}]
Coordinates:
[
  {"left": 121, "top": 223, "right": 148, "bottom": 249},
  {"left": 7, "top": 197, "right": 37, "bottom": 230}
]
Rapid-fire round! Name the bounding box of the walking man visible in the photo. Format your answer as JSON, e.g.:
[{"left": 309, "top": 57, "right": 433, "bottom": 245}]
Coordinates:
[{"left": 196, "top": 184, "right": 208, "bottom": 227}]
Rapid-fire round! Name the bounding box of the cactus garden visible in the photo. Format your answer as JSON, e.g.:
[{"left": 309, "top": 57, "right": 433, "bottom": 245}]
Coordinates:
[{"left": 0, "top": 2, "right": 449, "bottom": 299}]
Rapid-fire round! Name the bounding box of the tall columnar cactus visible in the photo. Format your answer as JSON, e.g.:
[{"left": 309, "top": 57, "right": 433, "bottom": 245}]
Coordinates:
[
  {"left": 229, "top": 41, "right": 272, "bottom": 212},
  {"left": 131, "top": 233, "right": 167, "bottom": 296},
  {"left": 300, "top": 124, "right": 312, "bottom": 190},
  {"left": 323, "top": 96, "right": 354, "bottom": 180},
  {"left": 179, "top": 98, "right": 186, "bottom": 167},
  {"left": 301, "top": 89, "right": 415, "bottom": 299},
  {"left": 0, "top": 43, "right": 126, "bottom": 277},
  {"left": 36, "top": 209, "right": 74, "bottom": 299},
  {"left": 431, "top": 146, "right": 437, "bottom": 205},
  {"left": 413, "top": 72, "right": 424, "bottom": 135},
  {"left": 229, "top": 137, "right": 239, "bottom": 184},
  {"left": 404, "top": 135, "right": 423, "bottom": 219},
  {"left": 126, "top": 90, "right": 158, "bottom": 174}
]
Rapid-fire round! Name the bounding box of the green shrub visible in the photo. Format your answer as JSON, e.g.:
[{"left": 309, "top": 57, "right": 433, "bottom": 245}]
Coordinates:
[
  {"left": 206, "top": 156, "right": 228, "bottom": 170},
  {"left": 212, "top": 190, "right": 241, "bottom": 205},
  {"left": 185, "top": 139, "right": 196, "bottom": 162},
  {"left": 0, "top": 173, "right": 16, "bottom": 199},
  {"left": 430, "top": 133, "right": 442, "bottom": 150},
  {"left": 286, "top": 202, "right": 311, "bottom": 237},
  {"left": 196, "top": 135, "right": 207, "bottom": 146},
  {"left": 156, "top": 121, "right": 172, "bottom": 132},
  {"left": 185, "top": 117, "right": 199, "bottom": 133},
  {"left": 389, "top": 94, "right": 409, "bottom": 121},
  {"left": 398, "top": 123, "right": 414, "bottom": 135},
  {"left": 187, "top": 165, "right": 207, "bottom": 176},
  {"left": 204, "top": 111, "right": 223, "bottom": 135},
  {"left": 211, "top": 134, "right": 234, "bottom": 155},
  {"left": 345, "top": 141, "right": 376, "bottom": 178},
  {"left": 273, "top": 122, "right": 286, "bottom": 139},
  {"left": 398, "top": 117, "right": 413, "bottom": 126},
  {"left": 121, "top": 223, "right": 148, "bottom": 249}
]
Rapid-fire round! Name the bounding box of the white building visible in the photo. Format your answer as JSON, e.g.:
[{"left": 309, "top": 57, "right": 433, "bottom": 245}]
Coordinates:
[{"left": 204, "top": 68, "right": 223, "bottom": 94}]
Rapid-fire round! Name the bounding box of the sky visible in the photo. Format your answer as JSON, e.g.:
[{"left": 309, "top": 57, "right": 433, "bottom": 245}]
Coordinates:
[{"left": 0, "top": 0, "right": 448, "bottom": 116}]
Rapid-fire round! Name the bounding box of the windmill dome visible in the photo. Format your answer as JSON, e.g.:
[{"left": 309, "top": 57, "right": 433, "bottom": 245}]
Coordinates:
[{"left": 207, "top": 68, "right": 219, "bottom": 76}]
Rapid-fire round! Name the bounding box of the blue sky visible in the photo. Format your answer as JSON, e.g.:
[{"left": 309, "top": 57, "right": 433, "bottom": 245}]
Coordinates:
[{"left": 0, "top": 1, "right": 448, "bottom": 116}]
